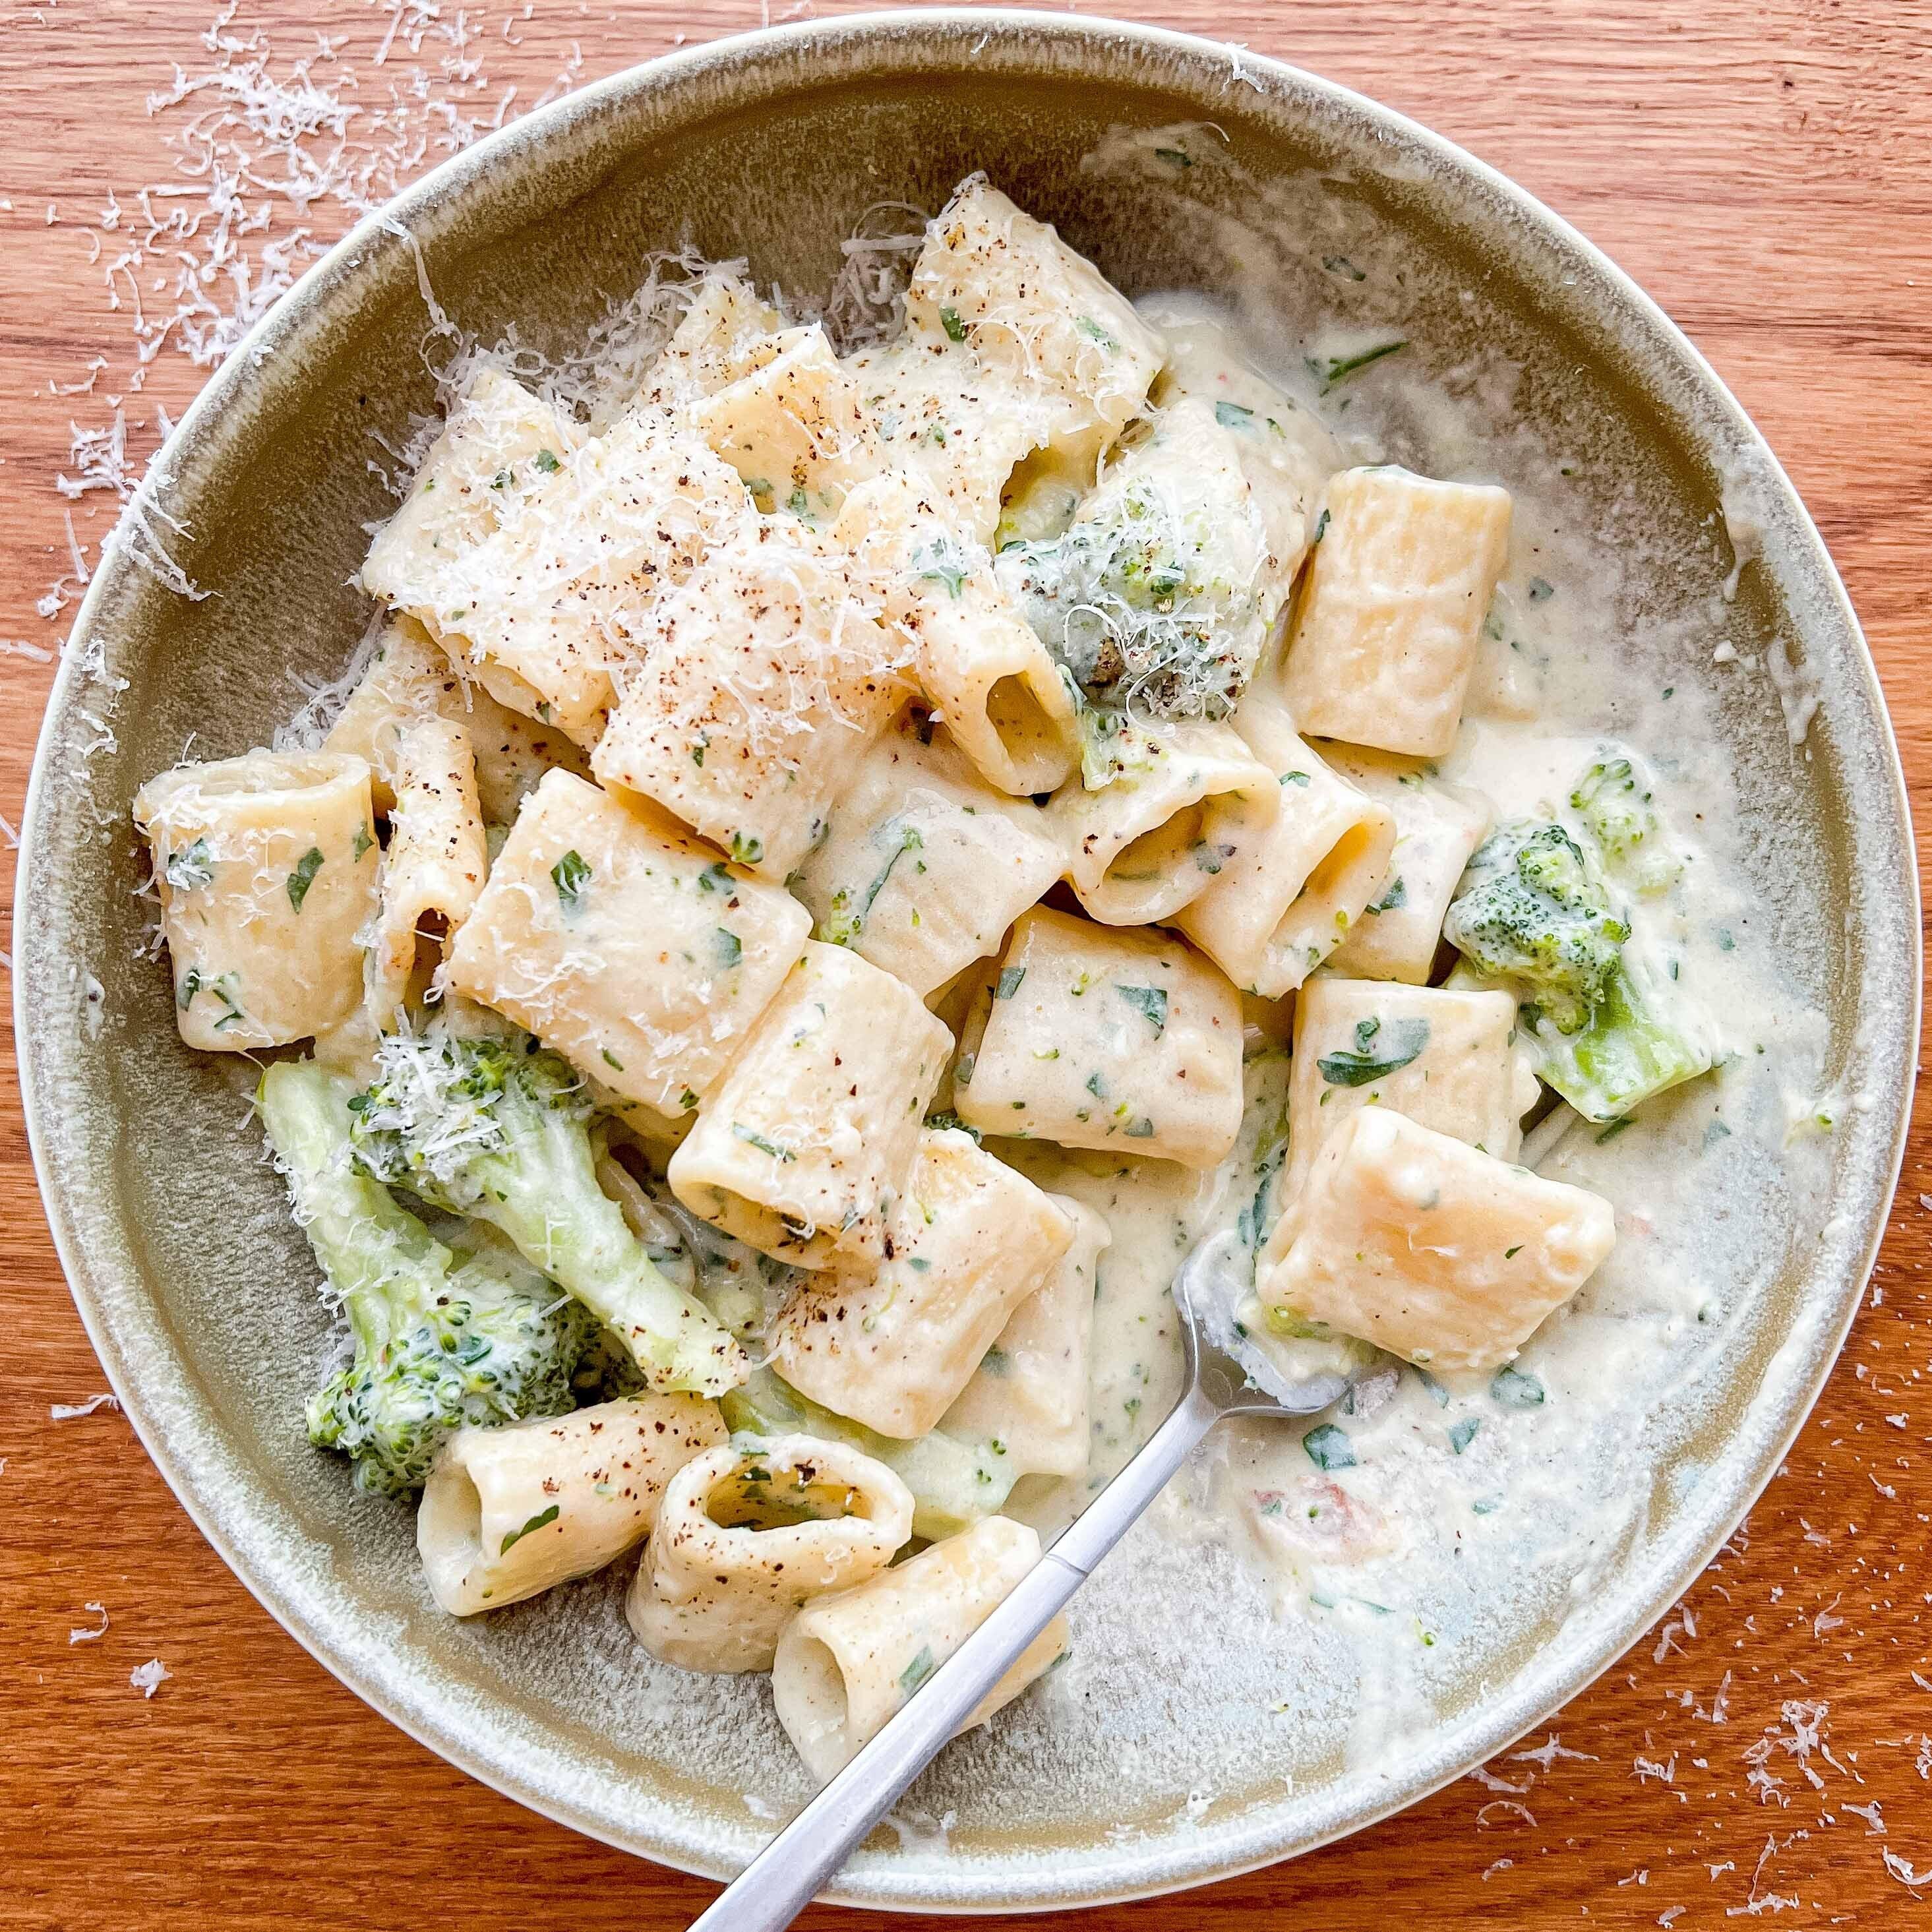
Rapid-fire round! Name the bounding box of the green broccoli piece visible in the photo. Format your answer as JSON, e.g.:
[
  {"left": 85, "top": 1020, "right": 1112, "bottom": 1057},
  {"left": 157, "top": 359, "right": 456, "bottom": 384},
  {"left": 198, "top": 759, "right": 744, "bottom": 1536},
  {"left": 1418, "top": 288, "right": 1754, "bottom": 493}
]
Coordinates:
[
  {"left": 1524, "top": 945, "right": 1714, "bottom": 1125},
  {"left": 1443, "top": 822, "right": 1629, "bottom": 1034},
  {"left": 347, "top": 1026, "right": 747, "bottom": 1397},
  {"left": 260, "top": 1059, "right": 594, "bottom": 1497},
  {"left": 1445, "top": 818, "right": 1713, "bottom": 1122},
  {"left": 1571, "top": 754, "right": 1683, "bottom": 895}
]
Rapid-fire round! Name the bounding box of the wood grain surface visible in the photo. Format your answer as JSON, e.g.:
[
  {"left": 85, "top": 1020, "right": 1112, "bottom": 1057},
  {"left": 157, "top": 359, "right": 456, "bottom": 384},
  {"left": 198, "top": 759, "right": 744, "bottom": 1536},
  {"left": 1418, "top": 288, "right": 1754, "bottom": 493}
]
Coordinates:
[{"left": 3, "top": 1, "right": 1929, "bottom": 1926}]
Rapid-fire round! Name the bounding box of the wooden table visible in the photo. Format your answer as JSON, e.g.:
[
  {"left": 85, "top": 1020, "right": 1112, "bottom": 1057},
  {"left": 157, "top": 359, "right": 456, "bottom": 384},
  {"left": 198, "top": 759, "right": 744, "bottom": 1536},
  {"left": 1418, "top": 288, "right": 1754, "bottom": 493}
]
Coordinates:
[{"left": 3, "top": 2, "right": 1927, "bottom": 1925}]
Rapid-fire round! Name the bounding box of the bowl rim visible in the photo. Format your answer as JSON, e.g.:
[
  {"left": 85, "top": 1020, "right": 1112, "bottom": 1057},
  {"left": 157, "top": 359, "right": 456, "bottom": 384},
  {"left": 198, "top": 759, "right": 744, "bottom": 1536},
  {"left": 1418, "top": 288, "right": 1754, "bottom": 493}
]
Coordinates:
[{"left": 16, "top": 7, "right": 1919, "bottom": 1912}]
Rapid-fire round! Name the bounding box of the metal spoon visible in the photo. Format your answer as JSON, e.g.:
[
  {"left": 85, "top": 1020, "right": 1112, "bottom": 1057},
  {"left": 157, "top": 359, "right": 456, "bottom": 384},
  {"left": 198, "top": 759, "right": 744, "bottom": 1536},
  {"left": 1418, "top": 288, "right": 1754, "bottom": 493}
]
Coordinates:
[{"left": 690, "top": 1228, "right": 1359, "bottom": 1931}]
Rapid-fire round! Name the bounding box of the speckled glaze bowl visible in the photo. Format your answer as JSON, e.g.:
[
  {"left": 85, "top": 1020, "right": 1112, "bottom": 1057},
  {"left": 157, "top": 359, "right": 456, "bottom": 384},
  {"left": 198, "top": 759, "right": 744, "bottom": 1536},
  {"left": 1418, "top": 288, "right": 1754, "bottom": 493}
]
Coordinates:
[{"left": 17, "top": 10, "right": 1917, "bottom": 1912}]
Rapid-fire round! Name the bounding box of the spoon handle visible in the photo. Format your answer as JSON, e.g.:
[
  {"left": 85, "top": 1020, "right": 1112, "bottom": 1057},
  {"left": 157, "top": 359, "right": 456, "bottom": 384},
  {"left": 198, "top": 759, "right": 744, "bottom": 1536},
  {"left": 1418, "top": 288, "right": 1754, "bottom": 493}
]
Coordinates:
[{"left": 690, "top": 1381, "right": 1223, "bottom": 1932}]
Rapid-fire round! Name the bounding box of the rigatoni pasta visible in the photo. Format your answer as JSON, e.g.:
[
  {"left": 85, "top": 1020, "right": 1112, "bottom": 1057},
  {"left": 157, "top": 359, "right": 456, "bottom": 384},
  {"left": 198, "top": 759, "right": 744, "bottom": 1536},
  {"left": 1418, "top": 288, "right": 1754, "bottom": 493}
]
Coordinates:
[
  {"left": 1255, "top": 1108, "right": 1616, "bottom": 1373},
  {"left": 768, "top": 1126, "right": 1075, "bottom": 1437},
  {"left": 954, "top": 907, "right": 1244, "bottom": 1167},
  {"left": 667, "top": 940, "right": 951, "bottom": 1267},
  {"left": 135, "top": 749, "right": 380, "bottom": 1050},
  {"left": 786, "top": 713, "right": 1064, "bottom": 996},
  {"left": 445, "top": 768, "right": 811, "bottom": 1127},
  {"left": 626, "top": 1434, "right": 914, "bottom": 1672},
  {"left": 417, "top": 1393, "right": 725, "bottom": 1615},
  {"left": 771, "top": 1515, "right": 1069, "bottom": 1783},
  {"left": 1283, "top": 465, "right": 1513, "bottom": 758}
]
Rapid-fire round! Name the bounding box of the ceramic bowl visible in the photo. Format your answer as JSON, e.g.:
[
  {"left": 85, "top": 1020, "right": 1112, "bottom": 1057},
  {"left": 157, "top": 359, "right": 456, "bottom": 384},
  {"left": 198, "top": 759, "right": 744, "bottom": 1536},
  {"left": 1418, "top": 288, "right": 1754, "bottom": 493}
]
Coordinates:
[{"left": 17, "top": 10, "right": 1916, "bottom": 1910}]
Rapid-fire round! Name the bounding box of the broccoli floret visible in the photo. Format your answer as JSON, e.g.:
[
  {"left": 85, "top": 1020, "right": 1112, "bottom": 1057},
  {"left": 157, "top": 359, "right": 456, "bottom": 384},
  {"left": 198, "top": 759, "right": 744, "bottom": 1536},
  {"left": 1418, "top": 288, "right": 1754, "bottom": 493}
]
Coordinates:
[
  {"left": 260, "top": 1059, "right": 594, "bottom": 1497},
  {"left": 1443, "top": 822, "right": 1629, "bottom": 1034},
  {"left": 347, "top": 1026, "right": 747, "bottom": 1398},
  {"left": 1445, "top": 818, "right": 1714, "bottom": 1123},
  {"left": 1571, "top": 754, "right": 1683, "bottom": 895},
  {"left": 995, "top": 399, "right": 1277, "bottom": 721},
  {"left": 1526, "top": 946, "right": 1714, "bottom": 1124}
]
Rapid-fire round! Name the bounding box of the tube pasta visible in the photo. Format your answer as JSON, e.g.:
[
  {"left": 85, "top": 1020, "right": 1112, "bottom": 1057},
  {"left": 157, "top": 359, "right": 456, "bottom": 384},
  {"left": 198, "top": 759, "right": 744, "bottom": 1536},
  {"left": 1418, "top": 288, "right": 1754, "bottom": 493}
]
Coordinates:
[
  {"left": 425, "top": 411, "right": 754, "bottom": 744},
  {"left": 444, "top": 768, "right": 811, "bottom": 1124},
  {"left": 667, "top": 941, "right": 952, "bottom": 1268},
  {"left": 361, "top": 365, "right": 579, "bottom": 619},
  {"left": 903, "top": 176, "right": 1165, "bottom": 458},
  {"left": 771, "top": 1515, "right": 1069, "bottom": 1784},
  {"left": 134, "top": 750, "right": 380, "bottom": 1050},
  {"left": 1284, "top": 979, "right": 1541, "bottom": 1197},
  {"left": 690, "top": 324, "right": 883, "bottom": 518},
  {"left": 954, "top": 906, "right": 1244, "bottom": 1168},
  {"left": 787, "top": 712, "right": 1064, "bottom": 996},
  {"left": 417, "top": 1393, "right": 726, "bottom": 1615},
  {"left": 941, "top": 1195, "right": 1108, "bottom": 1478},
  {"left": 365, "top": 717, "right": 489, "bottom": 1029},
  {"left": 1283, "top": 465, "right": 1513, "bottom": 758},
  {"left": 589, "top": 522, "right": 909, "bottom": 878},
  {"left": 1049, "top": 719, "right": 1279, "bottom": 926},
  {"left": 324, "top": 617, "right": 590, "bottom": 824},
  {"left": 1325, "top": 748, "right": 1492, "bottom": 984},
  {"left": 769, "top": 1127, "right": 1075, "bottom": 1439},
  {"left": 625, "top": 1434, "right": 913, "bottom": 1673},
  {"left": 1255, "top": 1108, "right": 1616, "bottom": 1374},
  {"left": 1170, "top": 694, "right": 1395, "bottom": 996},
  {"left": 836, "top": 475, "right": 1078, "bottom": 797}
]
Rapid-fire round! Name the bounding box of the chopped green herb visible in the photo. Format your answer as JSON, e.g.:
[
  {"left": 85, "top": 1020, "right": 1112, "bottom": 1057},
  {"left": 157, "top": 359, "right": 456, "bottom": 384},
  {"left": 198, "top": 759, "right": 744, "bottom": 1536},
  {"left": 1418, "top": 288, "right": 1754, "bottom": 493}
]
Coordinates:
[
  {"left": 1075, "top": 317, "right": 1118, "bottom": 350},
  {"left": 601, "top": 1049, "right": 624, "bottom": 1072},
  {"left": 1449, "top": 1415, "right": 1481, "bottom": 1455},
  {"left": 1368, "top": 875, "right": 1407, "bottom": 914},
  {"left": 1315, "top": 340, "right": 1406, "bottom": 391},
  {"left": 490, "top": 468, "right": 514, "bottom": 491},
  {"left": 1527, "top": 576, "right": 1555, "bottom": 603},
  {"left": 728, "top": 831, "right": 764, "bottom": 865},
  {"left": 286, "top": 847, "right": 324, "bottom": 912},
  {"left": 732, "top": 1124, "right": 795, "bottom": 1162},
  {"left": 994, "top": 966, "right": 1027, "bottom": 1001},
  {"left": 939, "top": 306, "right": 967, "bottom": 344},
  {"left": 1595, "top": 1116, "right": 1634, "bottom": 1143},
  {"left": 1490, "top": 1364, "right": 1546, "bottom": 1408},
  {"left": 551, "top": 848, "right": 591, "bottom": 913},
  {"left": 1084, "top": 1071, "right": 1107, "bottom": 1100},
  {"left": 1311, "top": 507, "right": 1330, "bottom": 546},
  {"left": 1215, "top": 400, "right": 1255, "bottom": 431},
  {"left": 500, "top": 1503, "right": 560, "bottom": 1553},
  {"left": 1154, "top": 146, "right": 1192, "bottom": 168},
  {"left": 1322, "top": 255, "right": 1367, "bottom": 282},
  {"left": 351, "top": 824, "right": 374, "bottom": 862},
  {"left": 1123, "top": 1116, "right": 1156, "bottom": 1138},
  {"left": 713, "top": 928, "right": 743, "bottom": 970},
  {"left": 176, "top": 967, "right": 202, "bottom": 1011},
  {"left": 697, "top": 862, "right": 731, "bottom": 893},
  {"left": 1303, "top": 1423, "right": 1356, "bottom": 1471},
  {"left": 164, "top": 839, "right": 214, "bottom": 891},
  {"left": 1113, "top": 983, "right": 1168, "bottom": 1035},
  {"left": 899, "top": 1645, "right": 938, "bottom": 1694},
  {"left": 1505, "top": 1244, "right": 1523, "bottom": 1259},
  {"left": 1317, "top": 1015, "right": 1429, "bottom": 1087},
  {"left": 533, "top": 448, "right": 561, "bottom": 474},
  {"left": 1281, "top": 769, "right": 1312, "bottom": 787}
]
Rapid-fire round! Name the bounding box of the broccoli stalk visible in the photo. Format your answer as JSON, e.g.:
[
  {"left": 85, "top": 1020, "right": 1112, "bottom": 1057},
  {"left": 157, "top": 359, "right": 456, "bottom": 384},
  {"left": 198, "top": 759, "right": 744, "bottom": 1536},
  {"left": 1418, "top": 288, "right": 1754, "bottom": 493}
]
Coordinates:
[
  {"left": 260, "top": 1059, "right": 594, "bottom": 1497},
  {"left": 347, "top": 1027, "right": 747, "bottom": 1398},
  {"left": 1445, "top": 818, "right": 1712, "bottom": 1123},
  {"left": 1570, "top": 754, "right": 1684, "bottom": 896}
]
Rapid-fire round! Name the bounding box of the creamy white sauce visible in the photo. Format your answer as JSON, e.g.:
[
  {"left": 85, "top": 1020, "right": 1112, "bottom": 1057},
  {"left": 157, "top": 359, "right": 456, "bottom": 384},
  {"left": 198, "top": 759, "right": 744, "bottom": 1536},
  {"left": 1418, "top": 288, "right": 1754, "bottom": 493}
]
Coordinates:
[{"left": 969, "top": 288, "right": 1835, "bottom": 1769}]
